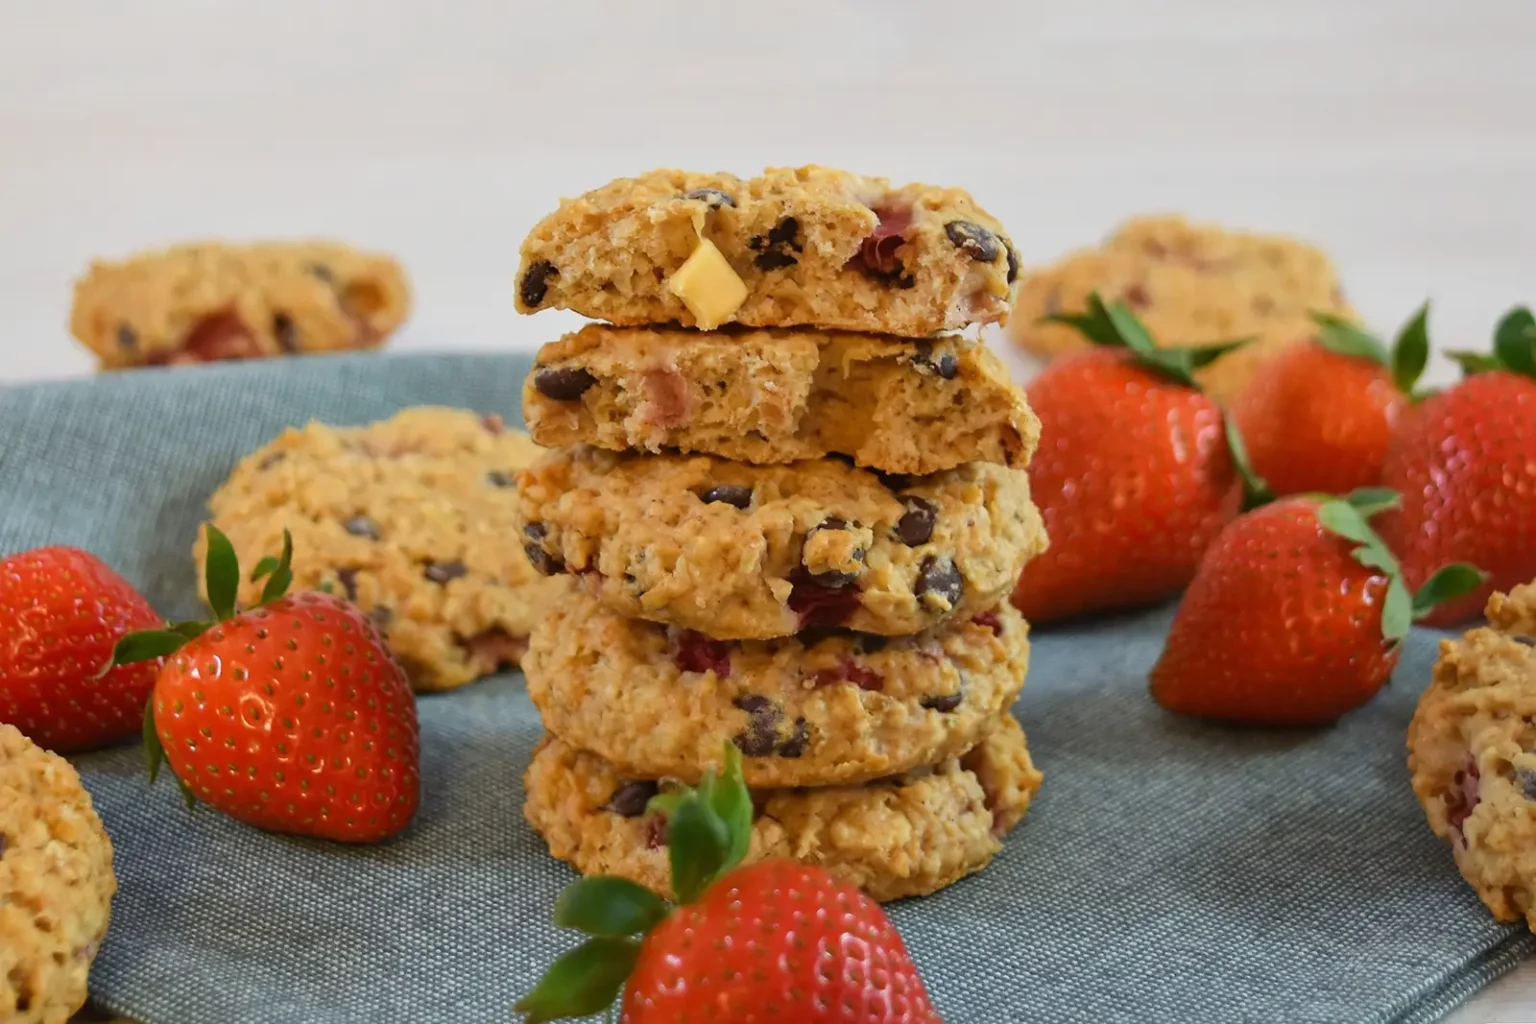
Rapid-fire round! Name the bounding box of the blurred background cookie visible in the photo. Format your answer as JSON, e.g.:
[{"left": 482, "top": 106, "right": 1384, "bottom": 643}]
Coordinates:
[
  {"left": 196, "top": 406, "right": 565, "bottom": 692},
  {"left": 70, "top": 241, "right": 410, "bottom": 370},
  {"left": 1008, "top": 215, "right": 1353, "bottom": 401}
]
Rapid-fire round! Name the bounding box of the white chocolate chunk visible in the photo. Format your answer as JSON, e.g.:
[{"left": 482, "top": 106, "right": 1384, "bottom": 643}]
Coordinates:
[{"left": 666, "top": 239, "right": 748, "bottom": 329}]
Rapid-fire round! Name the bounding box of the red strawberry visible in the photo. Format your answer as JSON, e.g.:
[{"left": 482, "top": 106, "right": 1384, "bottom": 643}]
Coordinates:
[
  {"left": 1228, "top": 306, "right": 1425, "bottom": 496},
  {"left": 112, "top": 526, "right": 419, "bottom": 842},
  {"left": 1149, "top": 490, "right": 1484, "bottom": 726},
  {"left": 1012, "top": 294, "right": 1266, "bottom": 624},
  {"left": 516, "top": 745, "right": 941, "bottom": 1023},
  {"left": 0, "top": 546, "right": 164, "bottom": 752},
  {"left": 1375, "top": 305, "right": 1536, "bottom": 625}
]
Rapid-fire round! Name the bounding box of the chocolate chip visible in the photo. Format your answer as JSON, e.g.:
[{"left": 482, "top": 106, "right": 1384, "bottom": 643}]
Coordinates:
[
  {"left": 343, "top": 515, "right": 381, "bottom": 540},
  {"left": 519, "top": 260, "right": 558, "bottom": 308},
  {"left": 306, "top": 263, "right": 335, "bottom": 284},
  {"left": 750, "top": 216, "right": 802, "bottom": 270},
  {"left": 802, "top": 518, "right": 863, "bottom": 589},
  {"left": 858, "top": 634, "right": 888, "bottom": 654},
  {"left": 768, "top": 217, "right": 801, "bottom": 249},
  {"left": 776, "top": 719, "right": 810, "bottom": 758},
  {"left": 874, "top": 470, "right": 913, "bottom": 492},
  {"left": 335, "top": 568, "right": 359, "bottom": 601},
  {"left": 700, "top": 484, "right": 752, "bottom": 509},
  {"left": 683, "top": 188, "right": 735, "bottom": 209},
  {"left": 945, "top": 220, "right": 1003, "bottom": 263},
  {"left": 524, "top": 522, "right": 548, "bottom": 541},
  {"left": 522, "top": 533, "right": 564, "bottom": 575},
  {"left": 369, "top": 606, "right": 393, "bottom": 629},
  {"left": 916, "top": 556, "right": 964, "bottom": 609},
  {"left": 895, "top": 497, "right": 937, "bottom": 546},
  {"left": 1005, "top": 242, "right": 1020, "bottom": 284},
  {"left": 116, "top": 324, "right": 138, "bottom": 351},
  {"left": 788, "top": 572, "right": 861, "bottom": 628},
  {"left": 533, "top": 366, "right": 597, "bottom": 401},
  {"left": 911, "top": 341, "right": 958, "bottom": 380},
  {"left": 424, "top": 561, "right": 467, "bottom": 584},
  {"left": 1519, "top": 767, "right": 1536, "bottom": 800},
  {"left": 272, "top": 312, "right": 298, "bottom": 352},
  {"left": 732, "top": 695, "right": 784, "bottom": 757},
  {"left": 921, "top": 690, "right": 963, "bottom": 713},
  {"left": 486, "top": 470, "right": 515, "bottom": 488},
  {"left": 604, "top": 780, "right": 660, "bottom": 818},
  {"left": 755, "top": 250, "right": 798, "bottom": 271}
]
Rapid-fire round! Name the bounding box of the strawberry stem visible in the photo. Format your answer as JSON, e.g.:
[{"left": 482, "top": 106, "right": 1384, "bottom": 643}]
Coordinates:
[
  {"left": 1309, "top": 303, "right": 1432, "bottom": 398},
  {"left": 1048, "top": 292, "right": 1252, "bottom": 390}
]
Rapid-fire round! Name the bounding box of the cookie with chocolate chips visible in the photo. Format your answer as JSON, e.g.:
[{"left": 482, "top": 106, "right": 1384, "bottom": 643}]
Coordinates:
[
  {"left": 196, "top": 407, "right": 567, "bottom": 692},
  {"left": 521, "top": 589, "right": 1030, "bottom": 788},
  {"left": 523, "top": 713, "right": 1041, "bottom": 902},
  {"left": 522, "top": 323, "right": 1039, "bottom": 475},
  {"left": 70, "top": 240, "right": 410, "bottom": 371},
  {"left": 1409, "top": 582, "right": 1536, "bottom": 931},
  {"left": 514, "top": 165, "right": 1019, "bottom": 337},
  {"left": 514, "top": 445, "right": 1047, "bottom": 640},
  {"left": 1008, "top": 215, "right": 1352, "bottom": 402},
  {"left": 1, "top": 724, "right": 117, "bottom": 1024}
]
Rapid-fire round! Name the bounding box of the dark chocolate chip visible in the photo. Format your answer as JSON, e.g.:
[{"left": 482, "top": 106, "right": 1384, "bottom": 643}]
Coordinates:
[
  {"left": 944, "top": 220, "right": 1003, "bottom": 262},
  {"left": 874, "top": 470, "right": 913, "bottom": 492},
  {"left": 700, "top": 484, "right": 753, "bottom": 509},
  {"left": 683, "top": 188, "right": 736, "bottom": 209},
  {"left": 519, "top": 260, "right": 558, "bottom": 308},
  {"left": 915, "top": 556, "right": 964, "bottom": 608},
  {"left": 911, "top": 341, "right": 958, "bottom": 380},
  {"left": 343, "top": 515, "right": 382, "bottom": 540},
  {"left": 735, "top": 694, "right": 774, "bottom": 715},
  {"left": 424, "top": 561, "right": 467, "bottom": 584},
  {"left": 306, "top": 263, "right": 335, "bottom": 284},
  {"left": 605, "top": 780, "right": 661, "bottom": 818},
  {"left": 533, "top": 366, "right": 597, "bottom": 401},
  {"left": 895, "top": 497, "right": 937, "bottom": 546},
  {"left": 802, "top": 518, "right": 864, "bottom": 589},
  {"left": 750, "top": 216, "right": 802, "bottom": 270},
  {"left": 523, "top": 522, "right": 548, "bottom": 541},
  {"left": 732, "top": 694, "right": 784, "bottom": 757},
  {"left": 921, "top": 690, "right": 963, "bottom": 713},
  {"left": 523, "top": 541, "right": 564, "bottom": 576},
  {"left": 272, "top": 312, "right": 298, "bottom": 352},
  {"left": 486, "top": 470, "right": 515, "bottom": 488},
  {"left": 1519, "top": 767, "right": 1536, "bottom": 800},
  {"left": 768, "top": 217, "right": 802, "bottom": 249},
  {"left": 754, "top": 250, "right": 798, "bottom": 271},
  {"left": 116, "top": 324, "right": 138, "bottom": 351},
  {"left": 776, "top": 718, "right": 810, "bottom": 758},
  {"left": 369, "top": 606, "right": 393, "bottom": 629},
  {"left": 858, "top": 634, "right": 889, "bottom": 654},
  {"left": 1005, "top": 242, "right": 1020, "bottom": 284},
  {"left": 335, "top": 568, "right": 359, "bottom": 601}
]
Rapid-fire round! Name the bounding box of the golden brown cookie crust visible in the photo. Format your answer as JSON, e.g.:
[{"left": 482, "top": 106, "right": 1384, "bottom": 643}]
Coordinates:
[
  {"left": 1, "top": 724, "right": 116, "bottom": 1024},
  {"left": 71, "top": 241, "right": 410, "bottom": 370},
  {"left": 198, "top": 407, "right": 565, "bottom": 692},
  {"left": 515, "top": 166, "right": 1018, "bottom": 337},
  {"left": 523, "top": 324, "right": 1039, "bottom": 475},
  {"left": 1008, "top": 215, "right": 1353, "bottom": 401},
  {"left": 515, "top": 446, "right": 1046, "bottom": 640},
  {"left": 1409, "top": 582, "right": 1536, "bottom": 929},
  {"left": 523, "top": 714, "right": 1040, "bottom": 903},
  {"left": 523, "top": 590, "right": 1029, "bottom": 788}
]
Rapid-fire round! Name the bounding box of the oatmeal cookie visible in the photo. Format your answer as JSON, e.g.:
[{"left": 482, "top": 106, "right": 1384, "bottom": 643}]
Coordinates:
[
  {"left": 522, "top": 591, "right": 1029, "bottom": 788},
  {"left": 516, "top": 446, "right": 1045, "bottom": 640},
  {"left": 1408, "top": 582, "right": 1536, "bottom": 929},
  {"left": 1008, "top": 215, "right": 1353, "bottom": 401},
  {"left": 515, "top": 166, "right": 1018, "bottom": 337},
  {"left": 523, "top": 324, "right": 1039, "bottom": 475},
  {"left": 71, "top": 240, "right": 410, "bottom": 370},
  {"left": 1, "top": 724, "right": 116, "bottom": 1024},
  {"left": 524, "top": 714, "right": 1040, "bottom": 903},
  {"left": 198, "top": 407, "right": 565, "bottom": 692}
]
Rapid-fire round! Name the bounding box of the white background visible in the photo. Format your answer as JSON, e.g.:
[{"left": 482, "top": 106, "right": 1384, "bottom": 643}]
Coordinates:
[{"left": 2, "top": 1, "right": 1534, "bottom": 1019}]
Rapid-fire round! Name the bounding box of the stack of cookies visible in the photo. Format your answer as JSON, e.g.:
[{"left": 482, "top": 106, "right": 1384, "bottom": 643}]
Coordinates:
[{"left": 512, "top": 166, "right": 1050, "bottom": 901}]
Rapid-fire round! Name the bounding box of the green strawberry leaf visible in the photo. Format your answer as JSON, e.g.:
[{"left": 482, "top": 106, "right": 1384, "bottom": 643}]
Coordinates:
[
  {"left": 1493, "top": 305, "right": 1536, "bottom": 380},
  {"left": 1042, "top": 293, "right": 1122, "bottom": 347},
  {"left": 1391, "top": 302, "right": 1432, "bottom": 395},
  {"left": 1316, "top": 499, "right": 1377, "bottom": 547},
  {"left": 108, "top": 629, "right": 190, "bottom": 671},
  {"left": 258, "top": 529, "right": 295, "bottom": 606},
  {"left": 1182, "top": 337, "right": 1256, "bottom": 370},
  {"left": 1104, "top": 301, "right": 1160, "bottom": 358},
  {"left": 514, "top": 936, "right": 641, "bottom": 1024},
  {"left": 203, "top": 525, "right": 241, "bottom": 622},
  {"left": 1343, "top": 488, "right": 1401, "bottom": 520},
  {"left": 1310, "top": 311, "right": 1389, "bottom": 366},
  {"left": 1223, "top": 415, "right": 1271, "bottom": 510},
  {"left": 250, "top": 556, "right": 279, "bottom": 582},
  {"left": 667, "top": 793, "right": 730, "bottom": 905},
  {"left": 704, "top": 743, "right": 752, "bottom": 875},
  {"left": 644, "top": 792, "right": 684, "bottom": 819},
  {"left": 175, "top": 774, "right": 198, "bottom": 811},
  {"left": 553, "top": 877, "right": 669, "bottom": 938},
  {"left": 143, "top": 700, "right": 165, "bottom": 784},
  {"left": 1446, "top": 350, "right": 1505, "bottom": 376},
  {"left": 1353, "top": 546, "right": 1399, "bottom": 574},
  {"left": 1382, "top": 574, "right": 1413, "bottom": 643},
  {"left": 1411, "top": 563, "right": 1490, "bottom": 619}
]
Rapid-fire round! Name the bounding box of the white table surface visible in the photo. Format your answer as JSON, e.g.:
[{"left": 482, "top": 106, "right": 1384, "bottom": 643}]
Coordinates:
[{"left": 2, "top": 1, "right": 1534, "bottom": 1019}]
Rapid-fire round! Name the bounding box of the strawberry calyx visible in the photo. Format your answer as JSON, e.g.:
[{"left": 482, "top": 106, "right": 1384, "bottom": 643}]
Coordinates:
[
  {"left": 1310, "top": 488, "right": 1487, "bottom": 644},
  {"left": 1047, "top": 291, "right": 1271, "bottom": 509},
  {"left": 1309, "top": 303, "right": 1431, "bottom": 397},
  {"left": 106, "top": 524, "right": 297, "bottom": 801},
  {"left": 515, "top": 742, "right": 753, "bottom": 1023},
  {"left": 1446, "top": 305, "right": 1536, "bottom": 382}
]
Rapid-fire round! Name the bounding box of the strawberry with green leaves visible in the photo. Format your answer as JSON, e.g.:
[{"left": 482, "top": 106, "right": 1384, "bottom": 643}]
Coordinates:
[
  {"left": 0, "top": 546, "right": 165, "bottom": 752},
  {"left": 1375, "top": 305, "right": 1536, "bottom": 625},
  {"left": 1228, "top": 305, "right": 1428, "bottom": 496},
  {"left": 112, "top": 526, "right": 420, "bottom": 842},
  {"left": 1150, "top": 489, "right": 1485, "bottom": 726},
  {"left": 1011, "top": 293, "right": 1268, "bottom": 624},
  {"left": 516, "top": 744, "right": 941, "bottom": 1023}
]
